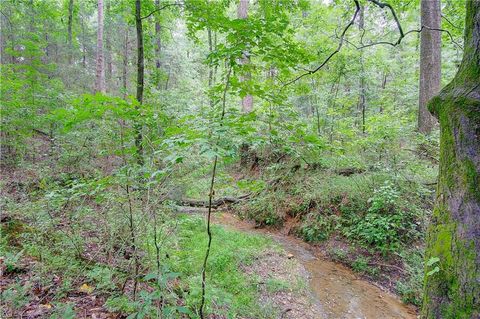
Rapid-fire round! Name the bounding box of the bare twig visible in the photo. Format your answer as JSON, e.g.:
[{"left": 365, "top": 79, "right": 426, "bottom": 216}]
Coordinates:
[{"left": 441, "top": 13, "right": 462, "bottom": 30}]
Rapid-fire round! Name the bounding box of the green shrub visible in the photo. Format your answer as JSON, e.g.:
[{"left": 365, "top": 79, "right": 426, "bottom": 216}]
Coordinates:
[
  {"left": 329, "top": 247, "right": 349, "bottom": 262},
  {"left": 50, "top": 302, "right": 76, "bottom": 319},
  {"left": 241, "top": 194, "right": 284, "bottom": 226},
  {"left": 343, "top": 181, "right": 419, "bottom": 253},
  {"left": 345, "top": 212, "right": 400, "bottom": 253},
  {"left": 299, "top": 214, "right": 337, "bottom": 242},
  {"left": 352, "top": 256, "right": 370, "bottom": 273}
]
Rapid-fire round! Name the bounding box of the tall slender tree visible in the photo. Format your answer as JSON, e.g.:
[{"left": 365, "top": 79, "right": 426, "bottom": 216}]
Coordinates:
[
  {"left": 357, "top": 4, "right": 366, "bottom": 134},
  {"left": 67, "top": 0, "right": 74, "bottom": 63},
  {"left": 105, "top": 0, "right": 112, "bottom": 90},
  {"left": 154, "top": 0, "right": 162, "bottom": 90},
  {"left": 422, "top": 0, "right": 480, "bottom": 317},
  {"left": 237, "top": 0, "right": 253, "bottom": 113},
  {"left": 418, "top": 0, "right": 441, "bottom": 134},
  {"left": 95, "top": 0, "right": 105, "bottom": 93},
  {"left": 122, "top": 26, "right": 129, "bottom": 99},
  {"left": 134, "top": 0, "right": 144, "bottom": 164}
]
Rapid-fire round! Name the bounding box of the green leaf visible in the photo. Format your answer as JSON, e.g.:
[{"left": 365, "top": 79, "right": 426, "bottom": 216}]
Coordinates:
[
  {"left": 426, "top": 257, "right": 440, "bottom": 266},
  {"left": 426, "top": 266, "right": 440, "bottom": 277}
]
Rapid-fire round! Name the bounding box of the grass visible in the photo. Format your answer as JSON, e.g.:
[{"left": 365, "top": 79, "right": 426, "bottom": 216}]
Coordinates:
[
  {"left": 1, "top": 208, "right": 289, "bottom": 318},
  {"left": 163, "top": 215, "right": 278, "bottom": 318}
]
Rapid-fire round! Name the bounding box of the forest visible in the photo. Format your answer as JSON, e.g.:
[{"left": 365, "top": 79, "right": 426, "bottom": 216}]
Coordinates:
[{"left": 0, "top": 0, "right": 479, "bottom": 318}]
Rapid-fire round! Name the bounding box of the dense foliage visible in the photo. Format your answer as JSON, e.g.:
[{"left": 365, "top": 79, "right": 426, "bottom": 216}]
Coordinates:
[{"left": 0, "top": 0, "right": 469, "bottom": 317}]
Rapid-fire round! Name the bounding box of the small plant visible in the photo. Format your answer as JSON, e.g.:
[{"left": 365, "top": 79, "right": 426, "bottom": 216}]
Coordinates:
[
  {"left": 265, "top": 278, "right": 290, "bottom": 293},
  {"left": 329, "top": 247, "right": 349, "bottom": 262},
  {"left": 2, "top": 250, "right": 24, "bottom": 274},
  {"left": 352, "top": 256, "right": 370, "bottom": 273},
  {"left": 243, "top": 195, "right": 283, "bottom": 226},
  {"left": 86, "top": 266, "right": 117, "bottom": 292},
  {"left": 396, "top": 249, "right": 424, "bottom": 306},
  {"left": 367, "top": 181, "right": 399, "bottom": 215},
  {"left": 50, "top": 302, "right": 76, "bottom": 319},
  {"left": 345, "top": 212, "right": 400, "bottom": 253},
  {"left": 1, "top": 282, "right": 31, "bottom": 311},
  {"left": 299, "top": 214, "right": 336, "bottom": 242}
]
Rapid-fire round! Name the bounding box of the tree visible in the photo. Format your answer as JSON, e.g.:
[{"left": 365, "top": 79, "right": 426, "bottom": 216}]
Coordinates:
[
  {"left": 237, "top": 0, "right": 253, "bottom": 113},
  {"left": 154, "top": 0, "right": 162, "bottom": 90},
  {"left": 134, "top": 0, "right": 144, "bottom": 164},
  {"left": 418, "top": 0, "right": 441, "bottom": 134},
  {"left": 357, "top": 4, "right": 366, "bottom": 134},
  {"left": 95, "top": 0, "right": 105, "bottom": 93},
  {"left": 422, "top": 0, "right": 480, "bottom": 317},
  {"left": 67, "top": 0, "right": 74, "bottom": 63},
  {"left": 105, "top": 0, "right": 112, "bottom": 89}
]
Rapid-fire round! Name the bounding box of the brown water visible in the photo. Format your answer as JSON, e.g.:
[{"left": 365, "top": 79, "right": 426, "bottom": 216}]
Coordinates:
[{"left": 213, "top": 212, "right": 418, "bottom": 319}]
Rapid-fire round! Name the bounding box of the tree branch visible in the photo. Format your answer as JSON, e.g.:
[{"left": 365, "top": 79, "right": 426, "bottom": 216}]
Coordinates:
[
  {"left": 366, "top": 0, "right": 404, "bottom": 40},
  {"left": 282, "top": 0, "right": 462, "bottom": 88},
  {"left": 441, "top": 13, "right": 462, "bottom": 30},
  {"left": 356, "top": 25, "right": 462, "bottom": 50},
  {"left": 281, "top": 0, "right": 361, "bottom": 87},
  {"left": 141, "top": 2, "right": 183, "bottom": 20}
]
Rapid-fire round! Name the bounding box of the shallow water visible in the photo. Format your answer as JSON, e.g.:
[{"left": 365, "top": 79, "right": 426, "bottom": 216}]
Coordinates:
[{"left": 213, "top": 212, "right": 418, "bottom": 319}]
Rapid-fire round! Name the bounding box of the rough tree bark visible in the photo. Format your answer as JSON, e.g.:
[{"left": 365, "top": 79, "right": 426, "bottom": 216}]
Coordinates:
[
  {"left": 134, "top": 0, "right": 144, "bottom": 165},
  {"left": 237, "top": 0, "right": 253, "bottom": 113},
  {"left": 422, "top": 0, "right": 480, "bottom": 317},
  {"left": 95, "top": 0, "right": 105, "bottom": 93},
  {"left": 418, "top": 0, "right": 441, "bottom": 134}
]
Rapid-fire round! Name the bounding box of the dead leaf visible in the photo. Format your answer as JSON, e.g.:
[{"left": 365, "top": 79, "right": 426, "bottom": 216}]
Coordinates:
[{"left": 79, "top": 283, "right": 94, "bottom": 294}]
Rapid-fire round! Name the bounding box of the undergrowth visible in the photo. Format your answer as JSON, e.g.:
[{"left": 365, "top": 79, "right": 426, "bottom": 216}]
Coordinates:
[{"left": 233, "top": 146, "right": 436, "bottom": 306}]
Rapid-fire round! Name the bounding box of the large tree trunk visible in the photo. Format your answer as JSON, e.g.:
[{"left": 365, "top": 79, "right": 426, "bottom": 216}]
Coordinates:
[
  {"left": 237, "top": 0, "right": 253, "bottom": 166},
  {"left": 237, "top": 0, "right": 253, "bottom": 113},
  {"left": 422, "top": 1, "right": 480, "bottom": 317},
  {"left": 418, "top": 0, "right": 441, "bottom": 134},
  {"left": 95, "top": 0, "right": 105, "bottom": 93},
  {"left": 134, "top": 0, "right": 144, "bottom": 165}
]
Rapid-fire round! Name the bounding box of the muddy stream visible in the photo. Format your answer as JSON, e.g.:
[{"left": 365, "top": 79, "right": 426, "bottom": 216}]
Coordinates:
[{"left": 212, "top": 212, "right": 418, "bottom": 319}]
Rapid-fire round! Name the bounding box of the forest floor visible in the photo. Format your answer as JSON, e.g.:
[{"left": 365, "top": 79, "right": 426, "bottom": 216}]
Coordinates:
[
  {"left": 1, "top": 164, "right": 418, "bottom": 318},
  {"left": 1, "top": 209, "right": 418, "bottom": 319},
  {"left": 1, "top": 211, "right": 417, "bottom": 319}
]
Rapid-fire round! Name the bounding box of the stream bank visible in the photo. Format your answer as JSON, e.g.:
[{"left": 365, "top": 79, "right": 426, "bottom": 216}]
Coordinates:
[{"left": 213, "top": 212, "right": 418, "bottom": 319}]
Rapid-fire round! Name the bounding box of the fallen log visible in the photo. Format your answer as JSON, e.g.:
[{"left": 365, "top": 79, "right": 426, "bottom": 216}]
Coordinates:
[
  {"left": 177, "top": 194, "right": 250, "bottom": 209},
  {"left": 335, "top": 167, "right": 366, "bottom": 176}
]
